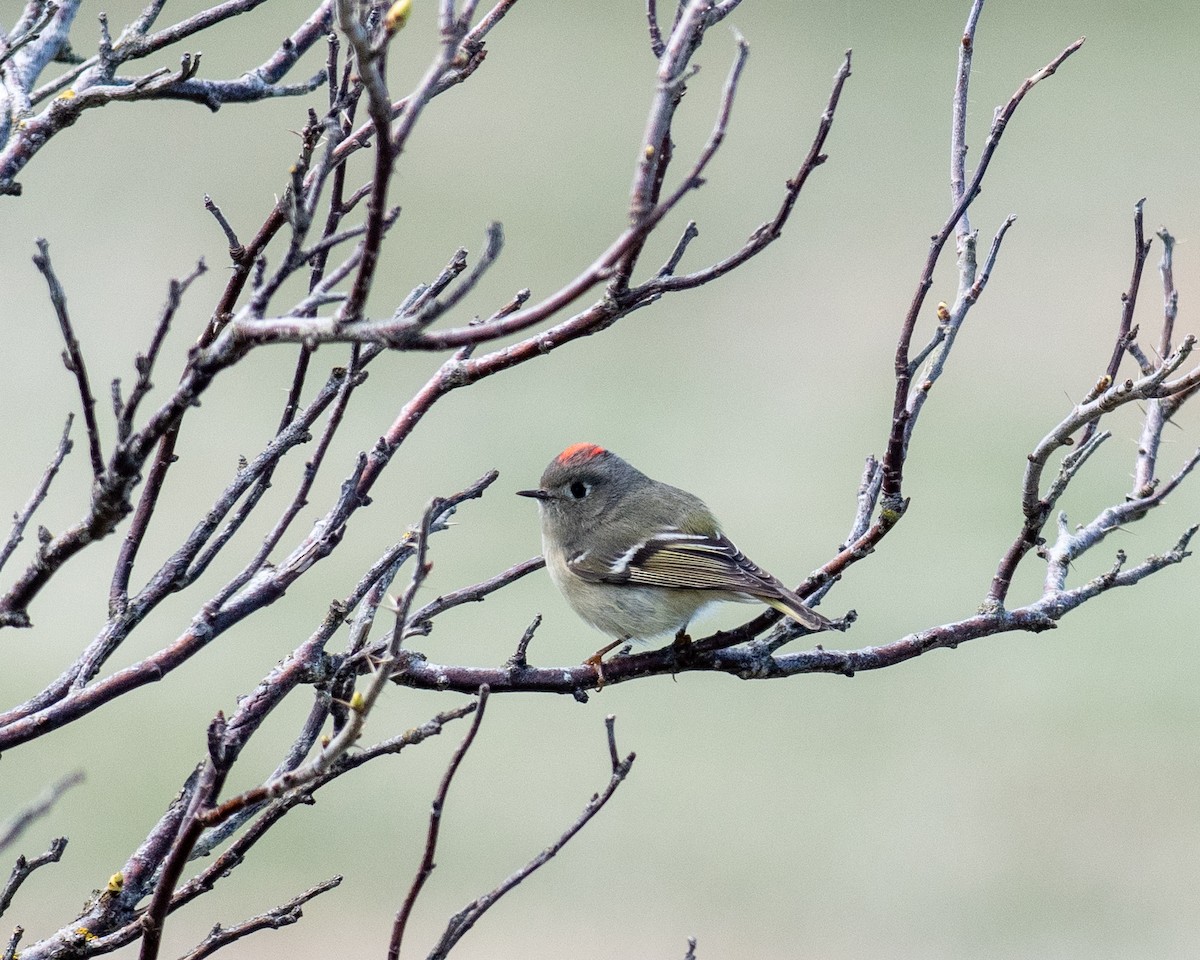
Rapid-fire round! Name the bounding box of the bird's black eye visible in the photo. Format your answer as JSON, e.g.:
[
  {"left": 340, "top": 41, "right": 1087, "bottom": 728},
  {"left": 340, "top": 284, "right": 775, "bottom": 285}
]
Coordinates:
[{"left": 568, "top": 480, "right": 589, "bottom": 500}]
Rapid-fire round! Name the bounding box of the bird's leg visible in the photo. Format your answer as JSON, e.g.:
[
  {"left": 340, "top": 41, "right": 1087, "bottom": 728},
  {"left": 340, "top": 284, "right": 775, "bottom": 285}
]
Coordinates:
[
  {"left": 585, "top": 637, "right": 627, "bottom": 689},
  {"left": 669, "top": 627, "right": 694, "bottom": 674}
]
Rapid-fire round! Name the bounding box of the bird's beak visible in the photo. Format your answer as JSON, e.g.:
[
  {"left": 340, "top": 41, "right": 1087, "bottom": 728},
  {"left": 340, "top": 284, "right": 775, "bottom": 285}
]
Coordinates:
[{"left": 516, "top": 488, "right": 551, "bottom": 501}]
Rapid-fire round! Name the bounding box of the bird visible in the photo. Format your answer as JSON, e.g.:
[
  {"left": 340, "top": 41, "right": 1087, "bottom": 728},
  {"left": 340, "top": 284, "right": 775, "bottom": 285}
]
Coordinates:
[{"left": 517, "top": 443, "right": 834, "bottom": 662}]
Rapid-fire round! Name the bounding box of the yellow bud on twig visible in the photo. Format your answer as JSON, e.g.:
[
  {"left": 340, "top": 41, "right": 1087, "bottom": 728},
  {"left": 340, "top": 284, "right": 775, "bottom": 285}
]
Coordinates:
[{"left": 385, "top": 0, "right": 413, "bottom": 33}]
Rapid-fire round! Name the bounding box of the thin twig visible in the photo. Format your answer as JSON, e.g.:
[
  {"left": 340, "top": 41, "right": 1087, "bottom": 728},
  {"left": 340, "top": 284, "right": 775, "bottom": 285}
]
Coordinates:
[
  {"left": 1083, "top": 198, "right": 1152, "bottom": 450},
  {"left": 987, "top": 332, "right": 1196, "bottom": 607},
  {"left": 951, "top": 0, "right": 986, "bottom": 239},
  {"left": 0, "top": 1, "right": 61, "bottom": 71},
  {"left": 507, "top": 614, "right": 542, "bottom": 669},
  {"left": 0, "top": 415, "right": 73, "bottom": 577},
  {"left": 186, "top": 474, "right": 499, "bottom": 830},
  {"left": 425, "top": 716, "right": 636, "bottom": 960},
  {"left": 883, "top": 35, "right": 1085, "bottom": 502},
  {"left": 388, "top": 686, "right": 490, "bottom": 960},
  {"left": 1132, "top": 227, "right": 1178, "bottom": 495},
  {"left": 51, "top": 705, "right": 474, "bottom": 958},
  {"left": 2, "top": 925, "right": 21, "bottom": 960},
  {"left": 118, "top": 261, "right": 207, "bottom": 441},
  {"left": 0, "top": 837, "right": 68, "bottom": 920},
  {"left": 650, "top": 48, "right": 853, "bottom": 293},
  {"left": 646, "top": 0, "right": 665, "bottom": 58},
  {"left": 0, "top": 772, "right": 83, "bottom": 854},
  {"left": 406, "top": 556, "right": 544, "bottom": 634},
  {"left": 903, "top": 215, "right": 1018, "bottom": 450},
  {"left": 137, "top": 724, "right": 233, "bottom": 960},
  {"left": 174, "top": 876, "right": 343, "bottom": 960},
  {"left": 204, "top": 194, "right": 243, "bottom": 258},
  {"left": 406, "top": 221, "right": 505, "bottom": 330},
  {"left": 32, "top": 240, "right": 103, "bottom": 478},
  {"left": 1157, "top": 226, "right": 1178, "bottom": 359}
]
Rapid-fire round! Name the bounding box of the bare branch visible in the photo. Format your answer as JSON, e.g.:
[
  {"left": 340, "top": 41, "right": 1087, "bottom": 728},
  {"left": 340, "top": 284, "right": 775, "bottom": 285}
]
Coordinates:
[
  {"left": 1132, "top": 226, "right": 1179, "bottom": 495},
  {"left": 646, "top": 0, "right": 666, "bottom": 58},
  {"left": 4, "top": 4, "right": 330, "bottom": 194},
  {"left": 883, "top": 35, "right": 1085, "bottom": 503},
  {"left": 387, "top": 686, "right": 490, "bottom": 960},
  {"left": 0, "top": 415, "right": 72, "bottom": 578},
  {"left": 842, "top": 456, "right": 883, "bottom": 551},
  {"left": 1044, "top": 446, "right": 1200, "bottom": 594},
  {"left": 3, "top": 925, "right": 21, "bottom": 960},
  {"left": 425, "top": 716, "right": 636, "bottom": 960},
  {"left": 180, "top": 473, "right": 499, "bottom": 833},
  {"left": 951, "top": 0, "right": 986, "bottom": 239},
  {"left": 1083, "top": 198, "right": 1152, "bottom": 450},
  {"left": 0, "top": 772, "right": 83, "bottom": 854},
  {"left": 0, "top": 1, "right": 62, "bottom": 72},
  {"left": 404, "top": 221, "right": 505, "bottom": 331},
  {"left": 903, "top": 215, "right": 1018, "bottom": 449},
  {"left": 0, "top": 837, "right": 68, "bottom": 920},
  {"left": 649, "top": 48, "right": 853, "bottom": 293},
  {"left": 507, "top": 615, "right": 542, "bottom": 670},
  {"left": 174, "top": 875, "right": 343, "bottom": 960},
  {"left": 406, "top": 556, "right": 544, "bottom": 635},
  {"left": 985, "top": 333, "right": 1198, "bottom": 607},
  {"left": 117, "top": 260, "right": 207, "bottom": 442},
  {"left": 32, "top": 240, "right": 103, "bottom": 478}
]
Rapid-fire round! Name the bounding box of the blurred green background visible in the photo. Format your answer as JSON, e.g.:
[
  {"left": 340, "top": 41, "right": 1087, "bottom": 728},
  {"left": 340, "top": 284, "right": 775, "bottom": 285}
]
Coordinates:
[{"left": 2, "top": 1, "right": 1199, "bottom": 957}]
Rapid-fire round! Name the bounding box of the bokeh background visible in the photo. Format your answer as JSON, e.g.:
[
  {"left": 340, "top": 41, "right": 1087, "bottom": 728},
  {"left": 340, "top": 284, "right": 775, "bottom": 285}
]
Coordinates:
[{"left": 2, "top": 1, "right": 1199, "bottom": 957}]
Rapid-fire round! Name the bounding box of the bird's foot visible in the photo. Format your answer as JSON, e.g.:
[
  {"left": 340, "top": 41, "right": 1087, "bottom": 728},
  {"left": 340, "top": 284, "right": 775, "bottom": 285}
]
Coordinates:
[
  {"left": 585, "top": 637, "right": 627, "bottom": 689},
  {"left": 669, "top": 628, "right": 695, "bottom": 675}
]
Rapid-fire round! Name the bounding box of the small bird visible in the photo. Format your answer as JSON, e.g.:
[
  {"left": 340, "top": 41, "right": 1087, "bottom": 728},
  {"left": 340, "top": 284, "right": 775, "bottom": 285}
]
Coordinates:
[{"left": 517, "top": 444, "right": 834, "bottom": 658}]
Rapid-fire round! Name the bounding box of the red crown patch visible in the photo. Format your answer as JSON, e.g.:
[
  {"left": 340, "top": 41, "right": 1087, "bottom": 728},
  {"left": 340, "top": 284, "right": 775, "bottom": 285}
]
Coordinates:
[{"left": 555, "top": 442, "right": 606, "bottom": 464}]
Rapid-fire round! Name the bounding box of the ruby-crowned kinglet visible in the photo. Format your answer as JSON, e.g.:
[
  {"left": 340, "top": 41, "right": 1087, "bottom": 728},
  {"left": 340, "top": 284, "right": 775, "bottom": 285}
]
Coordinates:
[{"left": 517, "top": 443, "right": 833, "bottom": 644}]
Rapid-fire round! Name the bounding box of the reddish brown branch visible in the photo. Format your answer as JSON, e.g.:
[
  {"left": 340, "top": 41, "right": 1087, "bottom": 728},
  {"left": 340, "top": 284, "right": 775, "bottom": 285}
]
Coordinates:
[{"left": 388, "top": 686, "right": 490, "bottom": 960}]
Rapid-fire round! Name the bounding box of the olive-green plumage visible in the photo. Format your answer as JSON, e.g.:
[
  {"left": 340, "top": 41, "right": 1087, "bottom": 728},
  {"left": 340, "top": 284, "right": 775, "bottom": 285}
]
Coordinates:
[{"left": 517, "top": 445, "right": 833, "bottom": 641}]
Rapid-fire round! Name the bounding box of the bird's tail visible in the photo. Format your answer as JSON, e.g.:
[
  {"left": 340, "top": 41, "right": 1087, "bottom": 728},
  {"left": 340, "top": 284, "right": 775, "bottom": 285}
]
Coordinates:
[{"left": 764, "top": 587, "right": 835, "bottom": 633}]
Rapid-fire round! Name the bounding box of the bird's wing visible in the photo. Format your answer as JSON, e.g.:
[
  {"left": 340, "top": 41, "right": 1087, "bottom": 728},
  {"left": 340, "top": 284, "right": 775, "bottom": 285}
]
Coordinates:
[
  {"left": 569, "top": 531, "right": 777, "bottom": 592},
  {"left": 567, "top": 531, "right": 834, "bottom": 633}
]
